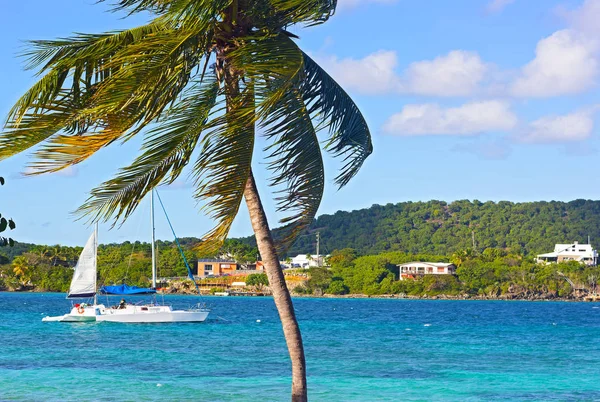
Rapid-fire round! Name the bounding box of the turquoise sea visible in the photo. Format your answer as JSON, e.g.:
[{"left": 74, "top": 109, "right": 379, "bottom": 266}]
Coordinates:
[{"left": 1, "top": 293, "right": 600, "bottom": 401}]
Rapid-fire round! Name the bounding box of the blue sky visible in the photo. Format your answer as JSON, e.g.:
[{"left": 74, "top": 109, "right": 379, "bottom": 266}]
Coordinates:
[{"left": 1, "top": 0, "right": 600, "bottom": 246}]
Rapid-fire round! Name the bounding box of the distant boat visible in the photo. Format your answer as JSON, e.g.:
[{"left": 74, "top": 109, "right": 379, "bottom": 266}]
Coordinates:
[
  {"left": 214, "top": 292, "right": 230, "bottom": 297},
  {"left": 43, "top": 190, "right": 209, "bottom": 323}
]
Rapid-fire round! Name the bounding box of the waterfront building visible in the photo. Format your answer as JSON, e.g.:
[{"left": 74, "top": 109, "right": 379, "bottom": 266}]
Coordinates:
[
  {"left": 397, "top": 262, "right": 457, "bottom": 280},
  {"left": 536, "top": 242, "right": 598, "bottom": 266},
  {"left": 197, "top": 259, "right": 238, "bottom": 277}
]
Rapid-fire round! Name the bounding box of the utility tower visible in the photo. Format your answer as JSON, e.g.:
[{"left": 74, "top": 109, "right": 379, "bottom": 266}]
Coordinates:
[{"left": 316, "top": 232, "right": 320, "bottom": 267}]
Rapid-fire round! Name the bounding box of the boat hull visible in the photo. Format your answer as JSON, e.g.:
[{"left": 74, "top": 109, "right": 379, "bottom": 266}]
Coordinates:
[
  {"left": 42, "top": 314, "right": 96, "bottom": 322},
  {"left": 42, "top": 305, "right": 103, "bottom": 322},
  {"left": 96, "top": 305, "right": 209, "bottom": 323}
]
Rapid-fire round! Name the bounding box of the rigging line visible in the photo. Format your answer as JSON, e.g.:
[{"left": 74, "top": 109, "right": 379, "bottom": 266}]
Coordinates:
[
  {"left": 124, "top": 200, "right": 148, "bottom": 282},
  {"left": 155, "top": 190, "right": 202, "bottom": 296}
]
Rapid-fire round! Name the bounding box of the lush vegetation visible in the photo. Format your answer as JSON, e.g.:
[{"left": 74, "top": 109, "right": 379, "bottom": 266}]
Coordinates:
[
  {"left": 0, "top": 239, "right": 258, "bottom": 292},
  {"left": 238, "top": 199, "right": 600, "bottom": 257},
  {"left": 297, "top": 248, "right": 600, "bottom": 299},
  {"left": 5, "top": 199, "right": 600, "bottom": 297}
]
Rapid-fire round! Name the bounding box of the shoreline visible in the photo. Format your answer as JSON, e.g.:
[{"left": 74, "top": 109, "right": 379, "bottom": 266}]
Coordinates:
[
  {"left": 292, "top": 293, "right": 595, "bottom": 302},
  {"left": 2, "top": 289, "right": 596, "bottom": 302}
]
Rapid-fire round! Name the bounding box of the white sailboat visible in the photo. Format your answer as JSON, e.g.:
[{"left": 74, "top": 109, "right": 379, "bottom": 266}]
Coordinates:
[
  {"left": 96, "top": 190, "right": 209, "bottom": 323},
  {"left": 42, "top": 225, "right": 105, "bottom": 322},
  {"left": 43, "top": 190, "right": 209, "bottom": 323}
]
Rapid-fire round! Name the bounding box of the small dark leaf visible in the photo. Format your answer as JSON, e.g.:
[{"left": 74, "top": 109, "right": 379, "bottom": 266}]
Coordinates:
[
  {"left": 0, "top": 218, "right": 7, "bottom": 232},
  {"left": 0, "top": 177, "right": 4, "bottom": 185},
  {"left": 8, "top": 219, "right": 16, "bottom": 230},
  {"left": 8, "top": 238, "right": 14, "bottom": 247}
]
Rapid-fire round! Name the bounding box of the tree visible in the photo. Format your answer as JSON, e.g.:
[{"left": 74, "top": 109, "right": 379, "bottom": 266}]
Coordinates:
[
  {"left": 12, "top": 255, "right": 30, "bottom": 284},
  {"left": 246, "top": 273, "right": 269, "bottom": 289},
  {"left": 0, "top": 2, "right": 372, "bottom": 400},
  {"left": 328, "top": 248, "right": 358, "bottom": 268},
  {"left": 0, "top": 177, "right": 16, "bottom": 247}
]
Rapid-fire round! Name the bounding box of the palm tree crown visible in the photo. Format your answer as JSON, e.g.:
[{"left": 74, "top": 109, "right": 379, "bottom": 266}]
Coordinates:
[{"left": 1, "top": 0, "right": 371, "bottom": 254}]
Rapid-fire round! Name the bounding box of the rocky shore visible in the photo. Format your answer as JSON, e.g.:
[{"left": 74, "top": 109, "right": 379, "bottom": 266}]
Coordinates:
[{"left": 3, "top": 281, "right": 596, "bottom": 302}]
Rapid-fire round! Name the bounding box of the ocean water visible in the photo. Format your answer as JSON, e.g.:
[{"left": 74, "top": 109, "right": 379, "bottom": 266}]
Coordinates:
[{"left": 1, "top": 293, "right": 600, "bottom": 401}]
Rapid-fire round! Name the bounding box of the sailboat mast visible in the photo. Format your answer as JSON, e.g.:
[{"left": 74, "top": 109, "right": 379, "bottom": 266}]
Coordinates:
[
  {"left": 94, "top": 222, "right": 98, "bottom": 305},
  {"left": 151, "top": 189, "right": 157, "bottom": 289}
]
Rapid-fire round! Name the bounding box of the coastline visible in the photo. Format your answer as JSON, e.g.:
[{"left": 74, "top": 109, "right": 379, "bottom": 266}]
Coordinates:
[{"left": 2, "top": 288, "right": 596, "bottom": 302}]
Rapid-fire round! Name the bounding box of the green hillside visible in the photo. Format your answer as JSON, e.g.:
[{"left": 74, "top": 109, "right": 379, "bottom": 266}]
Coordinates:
[{"left": 240, "top": 199, "right": 600, "bottom": 257}]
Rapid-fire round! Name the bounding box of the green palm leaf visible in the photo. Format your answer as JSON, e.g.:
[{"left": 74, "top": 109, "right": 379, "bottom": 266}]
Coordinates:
[
  {"left": 191, "top": 83, "right": 256, "bottom": 254},
  {"left": 271, "top": 0, "right": 337, "bottom": 26},
  {"left": 102, "top": 0, "right": 231, "bottom": 17},
  {"left": 0, "top": 95, "right": 87, "bottom": 160},
  {"left": 261, "top": 85, "right": 324, "bottom": 252},
  {"left": 77, "top": 76, "right": 220, "bottom": 224},
  {"left": 300, "top": 52, "right": 373, "bottom": 188}
]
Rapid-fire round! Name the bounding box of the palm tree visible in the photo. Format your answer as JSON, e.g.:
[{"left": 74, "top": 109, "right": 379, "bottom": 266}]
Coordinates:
[
  {"left": 12, "top": 256, "right": 29, "bottom": 282},
  {"left": 0, "top": 2, "right": 372, "bottom": 400}
]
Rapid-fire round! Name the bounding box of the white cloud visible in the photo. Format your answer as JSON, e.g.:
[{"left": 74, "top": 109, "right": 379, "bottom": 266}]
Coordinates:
[
  {"left": 336, "top": 0, "right": 398, "bottom": 11},
  {"left": 382, "top": 100, "right": 517, "bottom": 136},
  {"left": 517, "top": 110, "right": 597, "bottom": 144},
  {"left": 317, "top": 50, "right": 488, "bottom": 96},
  {"left": 510, "top": 30, "right": 598, "bottom": 97},
  {"left": 486, "top": 0, "right": 515, "bottom": 14},
  {"left": 316, "top": 51, "right": 401, "bottom": 95},
  {"left": 404, "top": 51, "right": 488, "bottom": 97},
  {"left": 560, "top": 0, "right": 600, "bottom": 37}
]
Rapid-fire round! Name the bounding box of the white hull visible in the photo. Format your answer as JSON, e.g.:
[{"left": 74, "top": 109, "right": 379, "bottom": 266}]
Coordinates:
[
  {"left": 42, "top": 304, "right": 104, "bottom": 322},
  {"left": 96, "top": 304, "right": 209, "bottom": 323}
]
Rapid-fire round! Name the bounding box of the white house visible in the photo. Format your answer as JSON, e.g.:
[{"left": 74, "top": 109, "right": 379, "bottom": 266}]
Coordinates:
[
  {"left": 397, "top": 262, "right": 457, "bottom": 280},
  {"left": 536, "top": 242, "right": 598, "bottom": 266},
  {"left": 285, "top": 254, "right": 325, "bottom": 269}
]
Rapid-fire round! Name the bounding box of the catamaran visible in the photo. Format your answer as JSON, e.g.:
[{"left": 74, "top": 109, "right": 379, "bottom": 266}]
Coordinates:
[{"left": 42, "top": 190, "right": 209, "bottom": 323}]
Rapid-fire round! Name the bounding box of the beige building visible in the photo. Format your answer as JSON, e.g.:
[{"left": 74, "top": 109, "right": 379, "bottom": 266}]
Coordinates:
[{"left": 397, "top": 262, "right": 456, "bottom": 280}]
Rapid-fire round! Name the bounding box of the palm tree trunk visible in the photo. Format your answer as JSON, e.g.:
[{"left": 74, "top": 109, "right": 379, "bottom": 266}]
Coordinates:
[{"left": 243, "top": 171, "right": 308, "bottom": 402}]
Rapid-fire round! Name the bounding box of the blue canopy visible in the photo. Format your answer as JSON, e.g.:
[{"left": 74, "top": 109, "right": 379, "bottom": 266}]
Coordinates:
[{"left": 99, "top": 284, "right": 157, "bottom": 295}]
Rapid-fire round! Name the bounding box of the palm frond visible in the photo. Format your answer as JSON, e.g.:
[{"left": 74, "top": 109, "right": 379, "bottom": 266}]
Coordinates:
[
  {"left": 261, "top": 83, "right": 324, "bottom": 252},
  {"left": 271, "top": 0, "right": 337, "bottom": 27},
  {"left": 227, "top": 34, "right": 327, "bottom": 251},
  {"left": 25, "top": 111, "right": 138, "bottom": 175},
  {"left": 76, "top": 76, "right": 220, "bottom": 224},
  {"left": 226, "top": 32, "right": 304, "bottom": 117},
  {"left": 101, "top": 0, "right": 232, "bottom": 22},
  {"left": 300, "top": 52, "right": 373, "bottom": 188},
  {"left": 23, "top": 21, "right": 171, "bottom": 73},
  {"left": 3, "top": 22, "right": 213, "bottom": 167},
  {"left": 84, "top": 25, "right": 208, "bottom": 138},
  {"left": 191, "top": 82, "right": 255, "bottom": 254},
  {"left": 0, "top": 96, "right": 86, "bottom": 160},
  {"left": 8, "top": 21, "right": 172, "bottom": 128}
]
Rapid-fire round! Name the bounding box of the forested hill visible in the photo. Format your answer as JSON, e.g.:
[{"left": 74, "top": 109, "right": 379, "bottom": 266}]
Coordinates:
[{"left": 239, "top": 199, "right": 600, "bottom": 257}]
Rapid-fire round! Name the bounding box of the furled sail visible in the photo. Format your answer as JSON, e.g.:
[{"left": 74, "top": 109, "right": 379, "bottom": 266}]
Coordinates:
[
  {"left": 99, "top": 284, "right": 156, "bottom": 295},
  {"left": 67, "top": 230, "right": 97, "bottom": 298}
]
